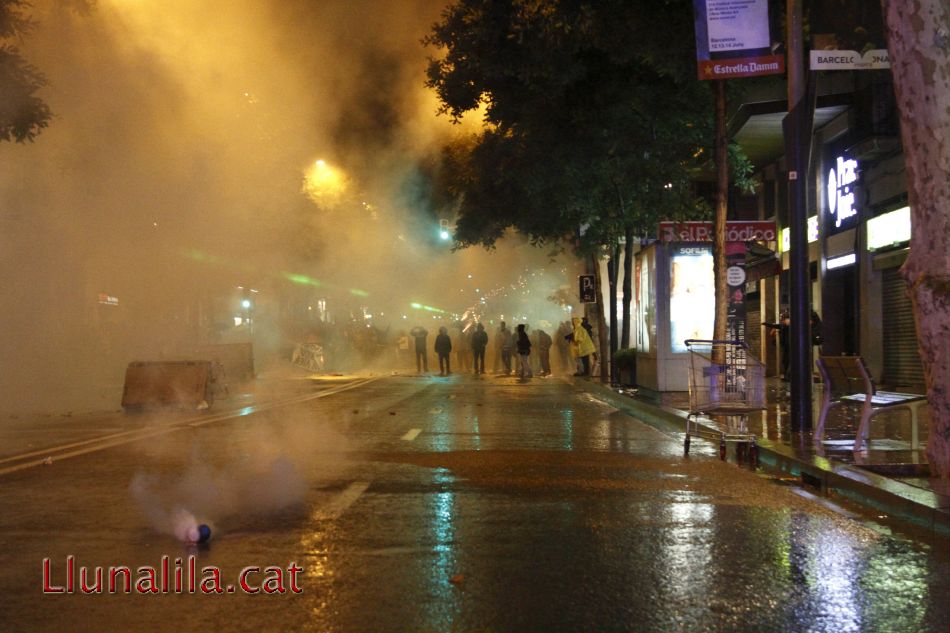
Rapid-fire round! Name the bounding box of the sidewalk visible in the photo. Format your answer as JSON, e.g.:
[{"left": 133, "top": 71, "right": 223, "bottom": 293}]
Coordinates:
[{"left": 578, "top": 376, "right": 950, "bottom": 539}]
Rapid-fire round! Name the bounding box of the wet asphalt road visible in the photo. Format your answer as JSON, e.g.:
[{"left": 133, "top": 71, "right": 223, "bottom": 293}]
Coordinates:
[{"left": 1, "top": 374, "right": 948, "bottom": 632}]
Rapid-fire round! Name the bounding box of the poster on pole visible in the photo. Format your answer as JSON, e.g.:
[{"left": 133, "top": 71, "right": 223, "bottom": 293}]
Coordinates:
[
  {"left": 693, "top": 0, "right": 785, "bottom": 80},
  {"left": 807, "top": 0, "right": 890, "bottom": 70}
]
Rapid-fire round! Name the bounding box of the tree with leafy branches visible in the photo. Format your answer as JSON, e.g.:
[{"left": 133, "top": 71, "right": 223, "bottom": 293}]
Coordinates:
[
  {"left": 425, "top": 0, "right": 743, "bottom": 380},
  {"left": 0, "top": 0, "right": 51, "bottom": 143}
]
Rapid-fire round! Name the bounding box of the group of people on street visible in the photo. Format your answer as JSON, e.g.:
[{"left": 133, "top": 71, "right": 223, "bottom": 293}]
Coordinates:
[
  {"left": 407, "top": 323, "right": 490, "bottom": 376},
  {"left": 402, "top": 316, "right": 597, "bottom": 380}
]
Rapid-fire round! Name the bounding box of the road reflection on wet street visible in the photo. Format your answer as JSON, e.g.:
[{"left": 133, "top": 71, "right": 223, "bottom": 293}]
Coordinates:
[{"left": 1, "top": 375, "right": 947, "bottom": 632}]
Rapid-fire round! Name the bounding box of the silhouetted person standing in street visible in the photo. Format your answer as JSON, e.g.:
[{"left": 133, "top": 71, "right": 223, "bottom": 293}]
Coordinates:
[
  {"left": 471, "top": 323, "right": 488, "bottom": 374},
  {"left": 410, "top": 325, "right": 428, "bottom": 373},
  {"left": 515, "top": 324, "right": 532, "bottom": 381},
  {"left": 454, "top": 322, "right": 471, "bottom": 373},
  {"left": 810, "top": 310, "right": 823, "bottom": 351},
  {"left": 497, "top": 321, "right": 513, "bottom": 374},
  {"left": 581, "top": 316, "right": 597, "bottom": 372},
  {"left": 568, "top": 316, "right": 596, "bottom": 376},
  {"left": 435, "top": 326, "right": 452, "bottom": 376},
  {"left": 764, "top": 311, "right": 790, "bottom": 380},
  {"left": 536, "top": 329, "right": 552, "bottom": 376},
  {"left": 555, "top": 320, "right": 572, "bottom": 373},
  {"left": 581, "top": 317, "right": 594, "bottom": 339}
]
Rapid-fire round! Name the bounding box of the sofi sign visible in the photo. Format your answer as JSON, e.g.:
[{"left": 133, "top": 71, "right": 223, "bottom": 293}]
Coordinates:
[
  {"left": 659, "top": 221, "right": 777, "bottom": 243},
  {"left": 827, "top": 155, "right": 860, "bottom": 230}
]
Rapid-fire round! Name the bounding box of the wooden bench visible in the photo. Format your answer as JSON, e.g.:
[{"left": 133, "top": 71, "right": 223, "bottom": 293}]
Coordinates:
[{"left": 815, "top": 356, "right": 928, "bottom": 451}]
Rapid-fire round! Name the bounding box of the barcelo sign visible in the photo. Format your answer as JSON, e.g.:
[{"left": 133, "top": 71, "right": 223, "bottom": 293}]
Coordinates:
[{"left": 658, "top": 221, "right": 777, "bottom": 243}]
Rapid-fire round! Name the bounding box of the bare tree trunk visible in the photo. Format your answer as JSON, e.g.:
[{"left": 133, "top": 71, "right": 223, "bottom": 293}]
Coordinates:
[
  {"left": 621, "top": 225, "right": 634, "bottom": 349},
  {"left": 592, "top": 253, "right": 609, "bottom": 383},
  {"left": 712, "top": 79, "right": 729, "bottom": 363},
  {"left": 881, "top": 0, "right": 950, "bottom": 478},
  {"left": 608, "top": 244, "right": 620, "bottom": 383}
]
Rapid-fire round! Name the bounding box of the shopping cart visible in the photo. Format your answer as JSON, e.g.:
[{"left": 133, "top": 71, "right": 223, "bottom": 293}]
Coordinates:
[{"left": 683, "top": 339, "right": 766, "bottom": 461}]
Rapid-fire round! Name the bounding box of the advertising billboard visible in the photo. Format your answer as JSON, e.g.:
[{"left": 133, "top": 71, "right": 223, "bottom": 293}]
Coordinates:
[
  {"left": 670, "top": 246, "right": 714, "bottom": 352},
  {"left": 693, "top": 0, "right": 785, "bottom": 80}
]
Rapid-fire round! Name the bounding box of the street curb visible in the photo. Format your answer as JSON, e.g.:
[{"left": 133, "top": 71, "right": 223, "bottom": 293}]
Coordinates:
[{"left": 576, "top": 379, "right": 950, "bottom": 539}]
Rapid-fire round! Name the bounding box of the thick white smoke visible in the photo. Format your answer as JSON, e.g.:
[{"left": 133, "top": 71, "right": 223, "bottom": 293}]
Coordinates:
[{"left": 1, "top": 0, "right": 581, "bottom": 414}]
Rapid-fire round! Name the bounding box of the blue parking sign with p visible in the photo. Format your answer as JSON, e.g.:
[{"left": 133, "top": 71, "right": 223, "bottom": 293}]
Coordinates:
[{"left": 579, "top": 275, "right": 596, "bottom": 303}]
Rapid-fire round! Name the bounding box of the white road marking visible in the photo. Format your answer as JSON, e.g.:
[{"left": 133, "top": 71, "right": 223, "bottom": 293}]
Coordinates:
[
  {"left": 401, "top": 428, "right": 422, "bottom": 441},
  {"left": 313, "top": 481, "right": 371, "bottom": 521},
  {"left": 0, "top": 377, "right": 380, "bottom": 476}
]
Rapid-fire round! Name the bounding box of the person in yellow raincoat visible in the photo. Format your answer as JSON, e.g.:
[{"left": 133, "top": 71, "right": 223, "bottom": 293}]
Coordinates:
[{"left": 567, "top": 316, "right": 596, "bottom": 376}]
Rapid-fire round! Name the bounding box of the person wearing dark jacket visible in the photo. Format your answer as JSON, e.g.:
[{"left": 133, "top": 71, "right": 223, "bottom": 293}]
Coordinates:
[
  {"left": 581, "top": 317, "right": 597, "bottom": 373},
  {"left": 434, "top": 326, "right": 452, "bottom": 375},
  {"left": 763, "top": 311, "right": 790, "bottom": 380},
  {"left": 471, "top": 323, "right": 488, "bottom": 374},
  {"left": 515, "top": 324, "right": 532, "bottom": 380},
  {"left": 581, "top": 317, "right": 594, "bottom": 338},
  {"left": 496, "top": 321, "right": 513, "bottom": 374},
  {"left": 810, "top": 310, "right": 823, "bottom": 349},
  {"left": 410, "top": 326, "right": 428, "bottom": 373},
  {"left": 536, "top": 329, "right": 552, "bottom": 376}
]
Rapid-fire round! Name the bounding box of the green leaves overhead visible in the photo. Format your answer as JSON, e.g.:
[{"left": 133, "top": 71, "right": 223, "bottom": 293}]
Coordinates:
[
  {"left": 0, "top": 0, "right": 51, "bottom": 143},
  {"left": 425, "top": 0, "right": 714, "bottom": 251}
]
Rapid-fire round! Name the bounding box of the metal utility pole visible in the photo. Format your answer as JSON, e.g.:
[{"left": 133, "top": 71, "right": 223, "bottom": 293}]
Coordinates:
[{"left": 782, "top": 0, "right": 814, "bottom": 433}]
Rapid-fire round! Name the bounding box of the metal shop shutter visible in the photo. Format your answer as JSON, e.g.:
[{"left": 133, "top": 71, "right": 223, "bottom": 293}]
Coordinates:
[{"left": 882, "top": 268, "right": 924, "bottom": 389}]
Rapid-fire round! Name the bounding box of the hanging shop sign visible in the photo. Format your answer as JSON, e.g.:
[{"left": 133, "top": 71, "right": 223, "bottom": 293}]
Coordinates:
[
  {"left": 692, "top": 0, "right": 785, "bottom": 80},
  {"left": 808, "top": 0, "right": 890, "bottom": 70},
  {"left": 658, "top": 221, "right": 777, "bottom": 243},
  {"left": 824, "top": 154, "right": 861, "bottom": 235},
  {"left": 779, "top": 216, "right": 819, "bottom": 253}
]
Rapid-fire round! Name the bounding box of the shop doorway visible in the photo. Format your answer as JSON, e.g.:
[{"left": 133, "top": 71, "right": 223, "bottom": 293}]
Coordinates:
[{"left": 822, "top": 263, "right": 858, "bottom": 355}]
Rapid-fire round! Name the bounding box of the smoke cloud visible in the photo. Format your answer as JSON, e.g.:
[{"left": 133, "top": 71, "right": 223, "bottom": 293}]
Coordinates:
[
  {"left": 130, "top": 408, "right": 350, "bottom": 540},
  {"left": 1, "top": 0, "right": 581, "bottom": 414}
]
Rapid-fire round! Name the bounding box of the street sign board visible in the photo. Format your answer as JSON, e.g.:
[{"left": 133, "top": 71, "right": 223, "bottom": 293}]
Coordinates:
[{"left": 579, "top": 275, "right": 596, "bottom": 303}]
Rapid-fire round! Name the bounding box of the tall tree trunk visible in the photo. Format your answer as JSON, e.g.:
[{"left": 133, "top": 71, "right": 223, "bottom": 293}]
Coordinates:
[
  {"left": 712, "top": 79, "right": 729, "bottom": 363},
  {"left": 608, "top": 243, "right": 620, "bottom": 383},
  {"left": 592, "top": 253, "right": 610, "bottom": 383},
  {"left": 621, "top": 225, "right": 634, "bottom": 349},
  {"left": 881, "top": 0, "right": 950, "bottom": 478}
]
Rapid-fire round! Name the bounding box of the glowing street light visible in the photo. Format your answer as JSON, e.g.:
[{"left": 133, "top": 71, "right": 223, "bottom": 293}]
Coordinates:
[{"left": 303, "top": 159, "right": 349, "bottom": 206}]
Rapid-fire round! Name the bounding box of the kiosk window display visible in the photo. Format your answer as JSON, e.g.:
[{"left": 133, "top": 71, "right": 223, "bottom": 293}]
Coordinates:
[{"left": 670, "top": 246, "right": 715, "bottom": 353}]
